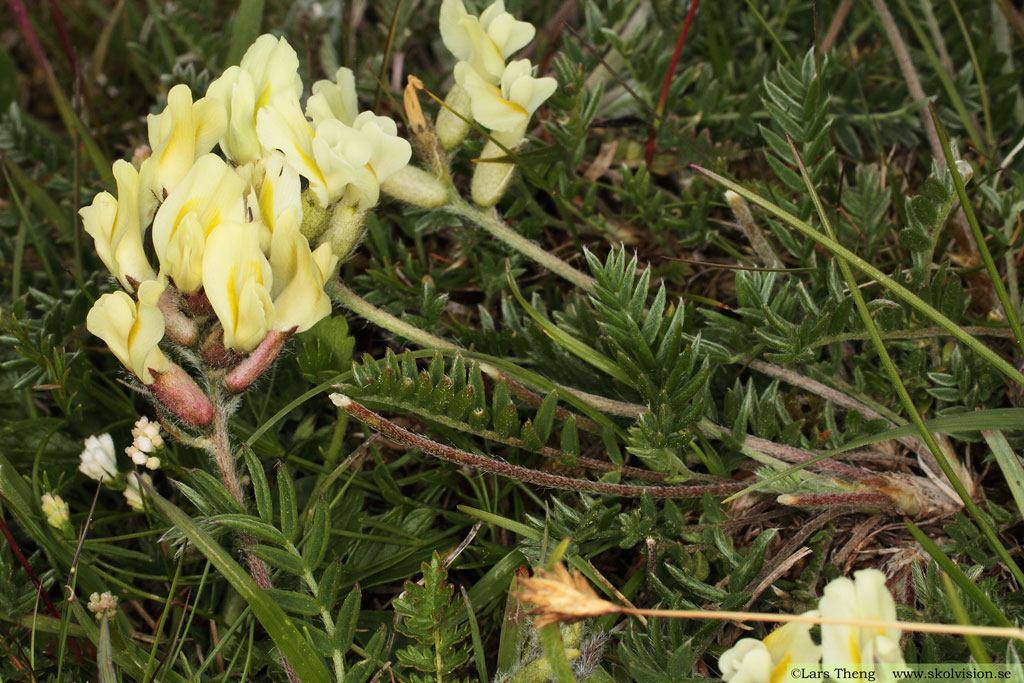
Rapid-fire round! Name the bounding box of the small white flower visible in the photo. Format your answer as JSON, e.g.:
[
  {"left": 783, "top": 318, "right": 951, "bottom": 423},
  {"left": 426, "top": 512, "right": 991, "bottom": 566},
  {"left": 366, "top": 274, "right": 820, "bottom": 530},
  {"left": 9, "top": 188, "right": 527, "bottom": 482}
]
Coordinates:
[
  {"left": 126, "top": 444, "right": 148, "bottom": 466},
  {"left": 79, "top": 434, "right": 118, "bottom": 482},
  {"left": 124, "top": 473, "right": 152, "bottom": 511},
  {"left": 87, "top": 591, "right": 119, "bottom": 618},
  {"left": 40, "top": 493, "right": 70, "bottom": 529},
  {"left": 144, "top": 457, "right": 161, "bottom": 471},
  {"left": 131, "top": 416, "right": 164, "bottom": 453}
]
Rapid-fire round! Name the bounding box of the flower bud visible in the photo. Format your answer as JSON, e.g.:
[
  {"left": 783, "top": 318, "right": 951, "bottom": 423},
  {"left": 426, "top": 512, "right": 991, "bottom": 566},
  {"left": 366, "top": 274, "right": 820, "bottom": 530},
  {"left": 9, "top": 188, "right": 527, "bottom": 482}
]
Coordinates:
[
  {"left": 123, "top": 473, "right": 152, "bottom": 511},
  {"left": 88, "top": 591, "right": 119, "bottom": 618},
  {"left": 321, "top": 204, "right": 367, "bottom": 264},
  {"left": 471, "top": 139, "right": 517, "bottom": 208},
  {"left": 299, "top": 188, "right": 332, "bottom": 242},
  {"left": 436, "top": 84, "right": 473, "bottom": 151},
  {"left": 224, "top": 329, "right": 293, "bottom": 392},
  {"left": 156, "top": 285, "right": 199, "bottom": 346},
  {"left": 380, "top": 165, "right": 450, "bottom": 209},
  {"left": 149, "top": 365, "right": 214, "bottom": 426}
]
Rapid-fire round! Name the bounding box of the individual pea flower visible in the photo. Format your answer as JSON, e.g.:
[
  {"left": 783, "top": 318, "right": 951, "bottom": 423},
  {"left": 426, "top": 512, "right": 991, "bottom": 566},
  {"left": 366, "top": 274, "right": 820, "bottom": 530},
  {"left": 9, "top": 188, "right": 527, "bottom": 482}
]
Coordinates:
[
  {"left": 40, "top": 493, "right": 70, "bottom": 530},
  {"left": 124, "top": 473, "right": 152, "bottom": 512},
  {"left": 256, "top": 96, "right": 411, "bottom": 212},
  {"left": 268, "top": 208, "right": 337, "bottom": 334},
  {"left": 819, "top": 569, "right": 905, "bottom": 673},
  {"left": 87, "top": 281, "right": 213, "bottom": 425},
  {"left": 206, "top": 33, "right": 303, "bottom": 165},
  {"left": 719, "top": 616, "right": 822, "bottom": 683},
  {"left": 456, "top": 58, "right": 556, "bottom": 146},
  {"left": 86, "top": 280, "right": 170, "bottom": 384},
  {"left": 80, "top": 159, "right": 156, "bottom": 292},
  {"left": 237, "top": 151, "right": 303, "bottom": 253},
  {"left": 151, "top": 154, "right": 247, "bottom": 294},
  {"left": 456, "top": 59, "right": 556, "bottom": 207},
  {"left": 78, "top": 433, "right": 119, "bottom": 482},
  {"left": 221, "top": 209, "right": 337, "bottom": 393},
  {"left": 439, "top": 0, "right": 536, "bottom": 83},
  {"left": 201, "top": 221, "right": 274, "bottom": 353},
  {"left": 87, "top": 591, "right": 119, "bottom": 618},
  {"left": 139, "top": 84, "right": 227, "bottom": 213}
]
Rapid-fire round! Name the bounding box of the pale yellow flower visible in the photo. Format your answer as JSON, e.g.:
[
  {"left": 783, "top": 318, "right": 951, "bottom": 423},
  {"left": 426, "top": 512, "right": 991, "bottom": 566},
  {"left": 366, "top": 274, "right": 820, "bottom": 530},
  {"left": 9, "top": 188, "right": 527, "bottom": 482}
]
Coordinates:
[
  {"left": 80, "top": 160, "right": 156, "bottom": 291},
  {"left": 86, "top": 280, "right": 170, "bottom": 384},
  {"left": 456, "top": 58, "right": 556, "bottom": 144},
  {"left": 151, "top": 154, "right": 247, "bottom": 293},
  {"left": 820, "top": 570, "right": 904, "bottom": 672},
  {"left": 306, "top": 67, "right": 359, "bottom": 128},
  {"left": 720, "top": 616, "right": 821, "bottom": 683},
  {"left": 140, "top": 84, "right": 226, "bottom": 210},
  {"left": 440, "top": 0, "right": 535, "bottom": 83},
  {"left": 202, "top": 221, "right": 274, "bottom": 352},
  {"left": 268, "top": 209, "right": 336, "bottom": 333},
  {"left": 206, "top": 34, "right": 303, "bottom": 164},
  {"left": 257, "top": 98, "right": 410, "bottom": 209}
]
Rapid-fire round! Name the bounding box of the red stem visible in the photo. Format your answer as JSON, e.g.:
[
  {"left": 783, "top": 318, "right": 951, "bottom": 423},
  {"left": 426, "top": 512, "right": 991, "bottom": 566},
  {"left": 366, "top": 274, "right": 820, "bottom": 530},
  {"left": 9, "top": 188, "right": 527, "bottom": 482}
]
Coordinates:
[{"left": 645, "top": 0, "right": 701, "bottom": 169}]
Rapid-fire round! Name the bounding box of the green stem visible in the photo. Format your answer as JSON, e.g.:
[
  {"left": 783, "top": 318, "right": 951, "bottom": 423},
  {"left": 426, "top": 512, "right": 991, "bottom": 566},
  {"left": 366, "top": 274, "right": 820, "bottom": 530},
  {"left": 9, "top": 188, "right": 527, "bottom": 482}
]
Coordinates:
[
  {"left": 444, "top": 196, "right": 597, "bottom": 292},
  {"left": 298, "top": 559, "right": 345, "bottom": 680},
  {"left": 930, "top": 103, "right": 1024, "bottom": 353}
]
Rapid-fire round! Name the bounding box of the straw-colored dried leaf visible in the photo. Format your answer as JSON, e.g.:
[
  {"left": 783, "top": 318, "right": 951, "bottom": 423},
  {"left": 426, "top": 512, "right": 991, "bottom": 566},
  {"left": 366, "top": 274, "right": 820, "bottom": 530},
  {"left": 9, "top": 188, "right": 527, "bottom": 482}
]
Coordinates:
[{"left": 517, "top": 563, "right": 619, "bottom": 628}]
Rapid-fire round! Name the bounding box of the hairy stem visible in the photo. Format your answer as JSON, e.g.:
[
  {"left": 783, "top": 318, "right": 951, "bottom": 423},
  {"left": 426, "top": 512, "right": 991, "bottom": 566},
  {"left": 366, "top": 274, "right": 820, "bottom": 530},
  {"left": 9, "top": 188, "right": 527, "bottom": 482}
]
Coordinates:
[
  {"left": 444, "top": 196, "right": 597, "bottom": 292},
  {"left": 332, "top": 394, "right": 743, "bottom": 499},
  {"left": 205, "top": 385, "right": 299, "bottom": 683}
]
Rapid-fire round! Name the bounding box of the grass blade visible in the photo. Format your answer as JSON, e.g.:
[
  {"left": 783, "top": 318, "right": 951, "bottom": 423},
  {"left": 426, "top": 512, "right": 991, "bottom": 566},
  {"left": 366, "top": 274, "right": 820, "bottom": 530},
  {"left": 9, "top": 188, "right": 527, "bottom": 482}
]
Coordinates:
[
  {"left": 144, "top": 481, "right": 331, "bottom": 683},
  {"left": 690, "top": 164, "right": 1024, "bottom": 389}
]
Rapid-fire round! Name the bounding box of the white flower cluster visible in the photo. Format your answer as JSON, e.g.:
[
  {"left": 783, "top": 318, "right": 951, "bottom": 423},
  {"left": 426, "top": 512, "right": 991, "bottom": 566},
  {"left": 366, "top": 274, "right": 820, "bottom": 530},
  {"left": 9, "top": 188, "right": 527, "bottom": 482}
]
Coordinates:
[
  {"left": 82, "top": 35, "right": 412, "bottom": 421},
  {"left": 126, "top": 416, "right": 164, "bottom": 470},
  {"left": 78, "top": 433, "right": 118, "bottom": 482},
  {"left": 87, "top": 591, "right": 119, "bottom": 618},
  {"left": 720, "top": 570, "right": 906, "bottom": 683}
]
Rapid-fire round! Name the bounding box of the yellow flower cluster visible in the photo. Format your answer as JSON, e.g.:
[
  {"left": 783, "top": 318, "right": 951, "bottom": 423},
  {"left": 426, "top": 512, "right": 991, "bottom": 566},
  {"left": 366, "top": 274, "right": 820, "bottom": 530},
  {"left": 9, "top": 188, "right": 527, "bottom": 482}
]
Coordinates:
[
  {"left": 439, "top": 0, "right": 555, "bottom": 147},
  {"left": 434, "top": 1, "right": 557, "bottom": 207},
  {"left": 720, "top": 569, "right": 906, "bottom": 683},
  {"left": 83, "top": 35, "right": 412, "bottom": 418}
]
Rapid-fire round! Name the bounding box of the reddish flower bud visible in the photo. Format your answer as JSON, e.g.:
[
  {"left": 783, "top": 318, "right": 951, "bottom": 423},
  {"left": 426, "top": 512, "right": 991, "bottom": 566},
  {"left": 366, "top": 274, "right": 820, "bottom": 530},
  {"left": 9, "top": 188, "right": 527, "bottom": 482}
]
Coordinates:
[
  {"left": 224, "top": 328, "right": 294, "bottom": 393},
  {"left": 201, "top": 327, "right": 243, "bottom": 368},
  {"left": 150, "top": 364, "right": 214, "bottom": 426}
]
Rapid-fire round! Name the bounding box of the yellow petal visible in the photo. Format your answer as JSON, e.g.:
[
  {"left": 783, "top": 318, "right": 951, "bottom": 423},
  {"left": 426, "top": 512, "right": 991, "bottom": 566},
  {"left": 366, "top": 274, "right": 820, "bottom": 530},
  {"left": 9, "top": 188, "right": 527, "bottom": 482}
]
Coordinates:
[
  {"left": 202, "top": 222, "right": 274, "bottom": 352},
  {"left": 307, "top": 67, "right": 359, "bottom": 128},
  {"left": 86, "top": 283, "right": 169, "bottom": 384},
  {"left": 152, "top": 154, "right": 247, "bottom": 293},
  {"left": 257, "top": 98, "right": 329, "bottom": 207},
  {"left": 268, "top": 209, "right": 332, "bottom": 333}
]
